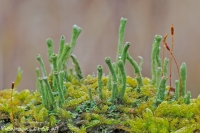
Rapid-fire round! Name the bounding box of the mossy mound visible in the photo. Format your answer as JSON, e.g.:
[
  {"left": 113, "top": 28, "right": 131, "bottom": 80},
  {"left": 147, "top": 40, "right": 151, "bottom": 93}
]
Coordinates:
[{"left": 1, "top": 76, "right": 200, "bottom": 132}]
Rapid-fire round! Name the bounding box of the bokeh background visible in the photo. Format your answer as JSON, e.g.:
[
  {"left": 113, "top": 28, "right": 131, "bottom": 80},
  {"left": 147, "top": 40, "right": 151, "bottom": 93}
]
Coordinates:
[{"left": 1, "top": 0, "right": 200, "bottom": 97}]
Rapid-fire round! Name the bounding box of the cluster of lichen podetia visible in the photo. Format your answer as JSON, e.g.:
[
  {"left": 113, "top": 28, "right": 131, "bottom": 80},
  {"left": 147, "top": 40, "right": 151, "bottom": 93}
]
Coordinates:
[
  {"left": 36, "top": 18, "right": 144, "bottom": 110},
  {"left": 35, "top": 18, "right": 190, "bottom": 110},
  {"left": 0, "top": 18, "right": 200, "bottom": 132},
  {"left": 151, "top": 34, "right": 190, "bottom": 106}
]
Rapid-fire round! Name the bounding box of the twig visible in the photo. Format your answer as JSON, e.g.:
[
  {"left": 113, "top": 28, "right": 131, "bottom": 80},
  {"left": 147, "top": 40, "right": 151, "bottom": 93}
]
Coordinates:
[
  {"left": 11, "top": 82, "right": 14, "bottom": 130},
  {"left": 164, "top": 42, "right": 181, "bottom": 95}
]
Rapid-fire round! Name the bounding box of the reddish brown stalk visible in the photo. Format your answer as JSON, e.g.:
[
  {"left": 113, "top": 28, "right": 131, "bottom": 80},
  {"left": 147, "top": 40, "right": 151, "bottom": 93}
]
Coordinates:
[
  {"left": 162, "top": 34, "right": 168, "bottom": 76},
  {"left": 169, "top": 25, "right": 174, "bottom": 94},
  {"left": 169, "top": 25, "right": 175, "bottom": 95},
  {"left": 163, "top": 34, "right": 172, "bottom": 94},
  {"left": 164, "top": 25, "right": 175, "bottom": 95},
  {"left": 164, "top": 42, "right": 181, "bottom": 95},
  {"left": 11, "top": 82, "right": 14, "bottom": 130},
  {"left": 171, "top": 25, "right": 174, "bottom": 51}
]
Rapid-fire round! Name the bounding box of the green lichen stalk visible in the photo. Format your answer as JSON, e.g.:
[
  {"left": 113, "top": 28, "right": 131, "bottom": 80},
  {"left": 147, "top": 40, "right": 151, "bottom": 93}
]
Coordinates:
[
  {"left": 57, "top": 35, "right": 65, "bottom": 61},
  {"left": 151, "top": 35, "right": 162, "bottom": 85},
  {"left": 117, "top": 18, "right": 127, "bottom": 61},
  {"left": 105, "top": 57, "right": 118, "bottom": 102},
  {"left": 70, "top": 25, "right": 82, "bottom": 50},
  {"left": 156, "top": 76, "right": 167, "bottom": 105},
  {"left": 38, "top": 78, "right": 47, "bottom": 108},
  {"left": 156, "top": 47, "right": 162, "bottom": 67},
  {"left": 117, "top": 60, "right": 127, "bottom": 102},
  {"left": 35, "top": 67, "right": 40, "bottom": 92},
  {"left": 54, "top": 71, "right": 65, "bottom": 107},
  {"left": 180, "top": 62, "right": 187, "bottom": 96},
  {"left": 51, "top": 53, "right": 58, "bottom": 71},
  {"left": 126, "top": 53, "right": 142, "bottom": 92},
  {"left": 37, "top": 54, "right": 47, "bottom": 77},
  {"left": 116, "top": 18, "right": 127, "bottom": 74},
  {"left": 138, "top": 56, "right": 143, "bottom": 71},
  {"left": 71, "top": 54, "right": 84, "bottom": 80},
  {"left": 97, "top": 65, "right": 103, "bottom": 99},
  {"left": 46, "top": 38, "right": 54, "bottom": 64},
  {"left": 184, "top": 91, "right": 191, "bottom": 104},
  {"left": 43, "top": 77, "right": 55, "bottom": 110},
  {"left": 118, "top": 42, "right": 130, "bottom": 85},
  {"left": 175, "top": 80, "right": 180, "bottom": 100},
  {"left": 58, "top": 43, "right": 71, "bottom": 70},
  {"left": 51, "top": 53, "right": 59, "bottom": 91},
  {"left": 163, "top": 57, "right": 169, "bottom": 76},
  {"left": 121, "top": 42, "right": 130, "bottom": 64},
  {"left": 67, "top": 25, "right": 82, "bottom": 65},
  {"left": 59, "top": 71, "right": 65, "bottom": 94},
  {"left": 156, "top": 67, "right": 162, "bottom": 88},
  {"left": 107, "top": 73, "right": 112, "bottom": 91}
]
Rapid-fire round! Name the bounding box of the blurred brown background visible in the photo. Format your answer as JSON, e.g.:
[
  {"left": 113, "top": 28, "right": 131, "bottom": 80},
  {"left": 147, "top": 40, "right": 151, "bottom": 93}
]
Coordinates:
[{"left": 0, "top": 0, "right": 200, "bottom": 97}]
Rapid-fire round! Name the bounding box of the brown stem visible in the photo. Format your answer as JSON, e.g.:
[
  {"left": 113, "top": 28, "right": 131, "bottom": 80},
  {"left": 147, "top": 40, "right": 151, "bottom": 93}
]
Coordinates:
[
  {"left": 171, "top": 24, "right": 174, "bottom": 51},
  {"left": 164, "top": 43, "right": 181, "bottom": 95},
  {"left": 170, "top": 25, "right": 174, "bottom": 93},
  {"left": 11, "top": 82, "right": 14, "bottom": 130},
  {"left": 168, "top": 25, "right": 176, "bottom": 95},
  {"left": 163, "top": 35, "right": 172, "bottom": 91}
]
